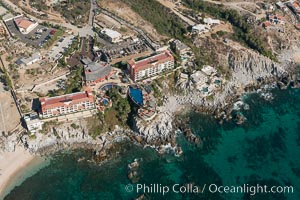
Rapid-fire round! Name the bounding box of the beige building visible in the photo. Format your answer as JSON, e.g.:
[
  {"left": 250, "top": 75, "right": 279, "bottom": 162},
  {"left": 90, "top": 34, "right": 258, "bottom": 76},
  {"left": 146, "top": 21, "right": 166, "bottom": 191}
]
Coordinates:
[
  {"left": 127, "top": 51, "right": 174, "bottom": 82},
  {"left": 39, "top": 90, "right": 95, "bottom": 118}
]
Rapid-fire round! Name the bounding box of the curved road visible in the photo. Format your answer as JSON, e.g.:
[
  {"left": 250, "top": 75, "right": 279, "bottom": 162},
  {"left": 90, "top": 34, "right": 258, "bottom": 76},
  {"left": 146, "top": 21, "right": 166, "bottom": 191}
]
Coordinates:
[{"left": 0, "top": 0, "right": 95, "bottom": 37}]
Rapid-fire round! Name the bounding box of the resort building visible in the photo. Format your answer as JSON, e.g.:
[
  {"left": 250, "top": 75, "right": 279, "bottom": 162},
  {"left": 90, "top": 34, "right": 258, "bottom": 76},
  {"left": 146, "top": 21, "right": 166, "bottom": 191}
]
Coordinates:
[
  {"left": 201, "top": 65, "right": 217, "bottom": 76},
  {"left": 39, "top": 90, "right": 95, "bottom": 118},
  {"left": 127, "top": 51, "right": 174, "bottom": 82},
  {"left": 100, "top": 28, "right": 122, "bottom": 43},
  {"left": 191, "top": 71, "right": 208, "bottom": 86},
  {"left": 81, "top": 58, "right": 113, "bottom": 86},
  {"left": 24, "top": 113, "right": 44, "bottom": 134},
  {"left": 13, "top": 16, "right": 38, "bottom": 34},
  {"left": 170, "top": 39, "right": 192, "bottom": 61}
]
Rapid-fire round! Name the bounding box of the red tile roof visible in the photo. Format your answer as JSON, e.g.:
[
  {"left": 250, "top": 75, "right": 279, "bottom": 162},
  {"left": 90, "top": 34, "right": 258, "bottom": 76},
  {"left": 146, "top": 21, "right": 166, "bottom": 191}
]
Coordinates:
[
  {"left": 128, "top": 51, "right": 174, "bottom": 72},
  {"left": 262, "top": 21, "right": 271, "bottom": 28},
  {"left": 40, "top": 90, "right": 94, "bottom": 111},
  {"left": 14, "top": 17, "right": 35, "bottom": 29}
]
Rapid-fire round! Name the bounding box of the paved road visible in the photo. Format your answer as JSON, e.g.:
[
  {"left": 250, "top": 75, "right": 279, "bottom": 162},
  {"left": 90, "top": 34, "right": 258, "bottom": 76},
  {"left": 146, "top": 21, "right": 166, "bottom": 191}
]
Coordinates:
[
  {"left": 156, "top": 0, "right": 196, "bottom": 26},
  {"left": 1, "top": 0, "right": 96, "bottom": 37},
  {"left": 89, "top": 0, "right": 96, "bottom": 26},
  {"left": 203, "top": 0, "right": 258, "bottom": 16},
  {"left": 5, "top": 19, "right": 52, "bottom": 47},
  {"left": 97, "top": 7, "right": 160, "bottom": 50}
]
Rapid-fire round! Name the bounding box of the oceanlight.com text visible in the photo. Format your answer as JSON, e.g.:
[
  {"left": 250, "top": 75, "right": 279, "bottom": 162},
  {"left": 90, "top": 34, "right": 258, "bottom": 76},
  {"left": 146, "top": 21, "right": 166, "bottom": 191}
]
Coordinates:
[{"left": 125, "top": 183, "right": 294, "bottom": 196}]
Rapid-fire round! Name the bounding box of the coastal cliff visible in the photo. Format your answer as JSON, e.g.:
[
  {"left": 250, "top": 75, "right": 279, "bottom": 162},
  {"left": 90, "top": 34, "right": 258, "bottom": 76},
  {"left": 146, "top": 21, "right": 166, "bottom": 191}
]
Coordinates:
[
  {"left": 131, "top": 48, "right": 297, "bottom": 146},
  {"left": 1, "top": 45, "right": 298, "bottom": 157},
  {"left": 228, "top": 49, "right": 284, "bottom": 86}
]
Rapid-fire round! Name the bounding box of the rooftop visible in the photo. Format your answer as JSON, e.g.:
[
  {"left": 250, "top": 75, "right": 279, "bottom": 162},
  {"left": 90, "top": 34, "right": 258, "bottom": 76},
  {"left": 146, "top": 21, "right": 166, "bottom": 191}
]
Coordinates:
[
  {"left": 192, "top": 24, "right": 209, "bottom": 31},
  {"left": 201, "top": 65, "right": 217, "bottom": 76},
  {"left": 40, "top": 90, "right": 94, "bottom": 110},
  {"left": 100, "top": 28, "right": 122, "bottom": 39},
  {"left": 172, "top": 39, "right": 189, "bottom": 51},
  {"left": 14, "top": 17, "right": 36, "bottom": 29},
  {"left": 191, "top": 71, "right": 208, "bottom": 84},
  {"left": 203, "top": 18, "right": 220, "bottom": 24},
  {"left": 81, "top": 58, "right": 112, "bottom": 82},
  {"left": 128, "top": 51, "right": 174, "bottom": 71},
  {"left": 19, "top": 52, "right": 41, "bottom": 65}
]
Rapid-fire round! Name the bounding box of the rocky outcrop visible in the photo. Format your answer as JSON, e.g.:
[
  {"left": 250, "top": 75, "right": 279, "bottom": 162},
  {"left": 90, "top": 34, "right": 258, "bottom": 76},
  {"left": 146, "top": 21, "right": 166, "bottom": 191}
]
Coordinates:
[
  {"left": 228, "top": 49, "right": 285, "bottom": 86},
  {"left": 131, "top": 48, "right": 294, "bottom": 143},
  {"left": 132, "top": 112, "right": 175, "bottom": 145},
  {"left": 19, "top": 122, "right": 131, "bottom": 156},
  {"left": 0, "top": 133, "right": 19, "bottom": 152}
]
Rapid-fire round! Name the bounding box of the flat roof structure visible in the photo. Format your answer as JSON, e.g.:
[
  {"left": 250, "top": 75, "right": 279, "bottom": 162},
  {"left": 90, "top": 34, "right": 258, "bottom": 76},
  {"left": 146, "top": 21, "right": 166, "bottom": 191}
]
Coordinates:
[
  {"left": 171, "top": 39, "right": 189, "bottom": 51},
  {"left": 100, "top": 28, "right": 122, "bottom": 39},
  {"left": 84, "top": 62, "right": 112, "bottom": 82},
  {"left": 81, "top": 58, "right": 112, "bottom": 85},
  {"left": 19, "top": 52, "right": 41, "bottom": 66}
]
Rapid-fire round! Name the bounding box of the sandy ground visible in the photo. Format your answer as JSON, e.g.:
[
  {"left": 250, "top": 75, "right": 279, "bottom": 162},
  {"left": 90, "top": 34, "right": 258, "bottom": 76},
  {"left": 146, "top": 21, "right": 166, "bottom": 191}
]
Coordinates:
[
  {"left": 0, "top": 92, "right": 20, "bottom": 133},
  {"left": 98, "top": 0, "right": 167, "bottom": 42},
  {"left": 293, "top": 52, "right": 300, "bottom": 63},
  {"left": 0, "top": 146, "right": 45, "bottom": 199}
]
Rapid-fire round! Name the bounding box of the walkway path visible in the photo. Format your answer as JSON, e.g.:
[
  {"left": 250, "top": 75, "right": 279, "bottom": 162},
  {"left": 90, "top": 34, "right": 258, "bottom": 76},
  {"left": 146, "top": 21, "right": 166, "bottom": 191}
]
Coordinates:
[
  {"left": 0, "top": 103, "right": 6, "bottom": 133},
  {"left": 203, "top": 0, "right": 259, "bottom": 16},
  {"left": 156, "top": 0, "right": 196, "bottom": 26},
  {"left": 0, "top": 0, "right": 95, "bottom": 37}
]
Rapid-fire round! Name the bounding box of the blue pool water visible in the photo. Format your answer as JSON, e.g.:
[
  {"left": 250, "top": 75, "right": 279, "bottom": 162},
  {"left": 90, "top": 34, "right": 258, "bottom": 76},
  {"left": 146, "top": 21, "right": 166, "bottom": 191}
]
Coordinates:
[
  {"left": 129, "top": 87, "right": 143, "bottom": 106},
  {"left": 100, "top": 83, "right": 120, "bottom": 92},
  {"left": 102, "top": 99, "right": 109, "bottom": 106}
]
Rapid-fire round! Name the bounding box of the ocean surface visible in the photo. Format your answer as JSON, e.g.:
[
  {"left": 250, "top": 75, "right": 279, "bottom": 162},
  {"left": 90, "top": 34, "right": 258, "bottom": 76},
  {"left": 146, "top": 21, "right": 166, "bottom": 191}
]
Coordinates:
[{"left": 4, "top": 87, "right": 300, "bottom": 200}]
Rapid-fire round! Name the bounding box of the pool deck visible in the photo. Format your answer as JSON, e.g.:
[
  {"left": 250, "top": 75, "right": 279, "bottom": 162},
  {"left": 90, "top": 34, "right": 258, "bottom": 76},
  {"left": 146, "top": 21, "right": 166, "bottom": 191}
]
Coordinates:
[{"left": 128, "top": 87, "right": 144, "bottom": 106}]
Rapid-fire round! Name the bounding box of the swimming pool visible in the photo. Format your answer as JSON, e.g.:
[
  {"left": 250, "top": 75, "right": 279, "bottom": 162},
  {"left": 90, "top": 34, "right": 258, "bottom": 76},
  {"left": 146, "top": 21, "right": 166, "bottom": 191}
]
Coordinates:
[
  {"left": 129, "top": 87, "right": 143, "bottom": 106},
  {"left": 99, "top": 83, "right": 120, "bottom": 92},
  {"left": 101, "top": 98, "right": 109, "bottom": 106}
]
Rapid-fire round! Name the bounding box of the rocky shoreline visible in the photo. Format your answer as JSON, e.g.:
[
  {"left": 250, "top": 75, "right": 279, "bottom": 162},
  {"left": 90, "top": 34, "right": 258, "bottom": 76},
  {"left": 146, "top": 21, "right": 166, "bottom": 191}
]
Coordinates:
[{"left": 1, "top": 58, "right": 299, "bottom": 162}]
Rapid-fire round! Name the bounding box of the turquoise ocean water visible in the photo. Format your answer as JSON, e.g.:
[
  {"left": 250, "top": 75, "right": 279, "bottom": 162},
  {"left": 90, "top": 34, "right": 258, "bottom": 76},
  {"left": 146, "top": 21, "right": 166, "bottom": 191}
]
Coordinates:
[{"left": 4, "top": 88, "right": 300, "bottom": 200}]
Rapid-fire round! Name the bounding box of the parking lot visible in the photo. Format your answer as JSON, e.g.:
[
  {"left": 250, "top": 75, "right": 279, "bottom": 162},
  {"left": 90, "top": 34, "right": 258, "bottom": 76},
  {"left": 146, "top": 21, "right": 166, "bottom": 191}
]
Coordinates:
[
  {"left": 47, "top": 35, "right": 75, "bottom": 62},
  {"left": 4, "top": 19, "right": 56, "bottom": 47},
  {"left": 103, "top": 39, "right": 150, "bottom": 60}
]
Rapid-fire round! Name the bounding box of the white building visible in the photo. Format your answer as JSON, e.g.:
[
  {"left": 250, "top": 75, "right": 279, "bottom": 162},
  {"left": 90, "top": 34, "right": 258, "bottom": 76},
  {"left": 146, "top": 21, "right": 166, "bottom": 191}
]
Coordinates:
[
  {"left": 24, "top": 114, "right": 44, "bottom": 134},
  {"left": 39, "top": 90, "right": 95, "bottom": 118},
  {"left": 14, "top": 16, "right": 38, "bottom": 34},
  {"left": 201, "top": 65, "right": 217, "bottom": 76},
  {"left": 18, "top": 52, "right": 41, "bottom": 67},
  {"left": 170, "top": 39, "right": 191, "bottom": 61},
  {"left": 127, "top": 51, "right": 174, "bottom": 82},
  {"left": 191, "top": 71, "right": 208, "bottom": 85},
  {"left": 100, "top": 28, "right": 122, "bottom": 43},
  {"left": 192, "top": 24, "right": 210, "bottom": 34},
  {"left": 203, "top": 18, "right": 221, "bottom": 25}
]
